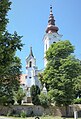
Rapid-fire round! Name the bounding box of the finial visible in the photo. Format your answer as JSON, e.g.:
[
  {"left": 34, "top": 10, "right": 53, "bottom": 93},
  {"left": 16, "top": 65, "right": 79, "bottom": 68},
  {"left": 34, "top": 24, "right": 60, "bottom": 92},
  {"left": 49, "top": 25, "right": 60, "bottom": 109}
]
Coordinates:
[
  {"left": 50, "top": 5, "right": 52, "bottom": 12},
  {"left": 49, "top": 5, "right": 55, "bottom": 26},
  {"left": 45, "top": 5, "right": 59, "bottom": 33}
]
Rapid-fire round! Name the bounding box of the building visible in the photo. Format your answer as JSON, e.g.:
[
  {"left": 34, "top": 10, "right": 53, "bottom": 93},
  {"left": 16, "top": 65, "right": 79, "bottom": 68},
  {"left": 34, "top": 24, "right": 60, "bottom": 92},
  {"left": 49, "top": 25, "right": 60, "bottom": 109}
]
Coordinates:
[
  {"left": 43, "top": 5, "right": 62, "bottom": 67},
  {"left": 20, "top": 5, "right": 62, "bottom": 102},
  {"left": 20, "top": 47, "right": 41, "bottom": 102}
]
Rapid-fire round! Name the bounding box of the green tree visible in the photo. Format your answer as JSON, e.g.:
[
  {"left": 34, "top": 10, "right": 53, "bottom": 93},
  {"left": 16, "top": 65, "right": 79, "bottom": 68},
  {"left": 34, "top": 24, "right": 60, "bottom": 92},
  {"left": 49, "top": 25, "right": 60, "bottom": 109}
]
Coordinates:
[
  {"left": 39, "top": 93, "right": 50, "bottom": 108},
  {"left": 0, "top": 0, "right": 11, "bottom": 32},
  {"left": 0, "top": 0, "right": 23, "bottom": 105},
  {"left": 13, "top": 87, "right": 26, "bottom": 105},
  {"left": 30, "top": 85, "right": 40, "bottom": 105},
  {"left": 42, "top": 40, "right": 81, "bottom": 115}
]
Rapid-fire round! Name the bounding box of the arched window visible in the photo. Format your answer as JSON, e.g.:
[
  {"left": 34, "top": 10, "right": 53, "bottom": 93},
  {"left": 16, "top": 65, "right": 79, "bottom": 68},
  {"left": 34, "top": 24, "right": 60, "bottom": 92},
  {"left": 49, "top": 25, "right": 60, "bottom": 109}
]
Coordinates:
[
  {"left": 46, "top": 44, "right": 47, "bottom": 50},
  {"left": 29, "top": 61, "right": 32, "bottom": 67},
  {"left": 53, "top": 41, "right": 56, "bottom": 43}
]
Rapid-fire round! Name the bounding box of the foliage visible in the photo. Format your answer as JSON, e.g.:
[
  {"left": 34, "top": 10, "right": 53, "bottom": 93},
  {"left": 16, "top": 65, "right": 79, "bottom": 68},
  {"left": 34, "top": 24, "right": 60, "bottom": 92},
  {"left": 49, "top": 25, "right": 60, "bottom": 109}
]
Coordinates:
[
  {"left": 0, "top": 0, "right": 11, "bottom": 32},
  {"left": 39, "top": 93, "right": 50, "bottom": 108},
  {"left": 20, "top": 110, "right": 26, "bottom": 118},
  {"left": 30, "top": 85, "right": 40, "bottom": 105},
  {"left": 0, "top": 0, "right": 23, "bottom": 105},
  {"left": 74, "top": 98, "right": 81, "bottom": 104},
  {"left": 74, "top": 75, "right": 81, "bottom": 98},
  {"left": 7, "top": 110, "right": 12, "bottom": 117},
  {"left": 13, "top": 87, "right": 26, "bottom": 105},
  {"left": 42, "top": 40, "right": 81, "bottom": 107},
  {"left": 47, "top": 90, "right": 55, "bottom": 103},
  {"left": 38, "top": 73, "right": 44, "bottom": 85}
]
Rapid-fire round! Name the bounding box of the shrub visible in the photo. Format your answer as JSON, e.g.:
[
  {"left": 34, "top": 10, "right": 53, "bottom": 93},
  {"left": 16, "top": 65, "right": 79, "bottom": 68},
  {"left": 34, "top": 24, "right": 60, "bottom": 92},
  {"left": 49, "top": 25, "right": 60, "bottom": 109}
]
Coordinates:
[
  {"left": 39, "top": 93, "right": 50, "bottom": 108},
  {"left": 13, "top": 87, "right": 26, "bottom": 105},
  {"left": 20, "top": 110, "right": 26, "bottom": 118},
  {"left": 0, "top": 96, "right": 7, "bottom": 105},
  {"left": 74, "top": 98, "right": 81, "bottom": 104},
  {"left": 7, "top": 110, "right": 12, "bottom": 117},
  {"left": 32, "top": 95, "right": 40, "bottom": 105}
]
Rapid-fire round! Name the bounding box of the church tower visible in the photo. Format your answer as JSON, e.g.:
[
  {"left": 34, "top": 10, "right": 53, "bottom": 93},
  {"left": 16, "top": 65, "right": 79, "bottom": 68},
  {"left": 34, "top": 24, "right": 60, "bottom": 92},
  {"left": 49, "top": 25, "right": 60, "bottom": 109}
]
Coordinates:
[
  {"left": 43, "top": 5, "right": 62, "bottom": 67},
  {"left": 25, "top": 47, "right": 41, "bottom": 88}
]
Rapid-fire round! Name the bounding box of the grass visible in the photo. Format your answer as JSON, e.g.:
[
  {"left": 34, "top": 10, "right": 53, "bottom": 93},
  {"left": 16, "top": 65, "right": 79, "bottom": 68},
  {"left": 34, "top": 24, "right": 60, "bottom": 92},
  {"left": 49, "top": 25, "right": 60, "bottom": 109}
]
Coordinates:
[{"left": 0, "top": 116, "right": 80, "bottom": 119}]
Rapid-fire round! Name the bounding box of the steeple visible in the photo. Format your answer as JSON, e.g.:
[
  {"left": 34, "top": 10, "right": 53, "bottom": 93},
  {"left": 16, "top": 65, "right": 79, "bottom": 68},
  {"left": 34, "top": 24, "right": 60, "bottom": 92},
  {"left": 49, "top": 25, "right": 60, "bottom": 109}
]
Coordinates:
[
  {"left": 29, "top": 46, "right": 34, "bottom": 57},
  {"left": 46, "top": 5, "right": 59, "bottom": 33},
  {"left": 44, "top": 5, "right": 62, "bottom": 67}
]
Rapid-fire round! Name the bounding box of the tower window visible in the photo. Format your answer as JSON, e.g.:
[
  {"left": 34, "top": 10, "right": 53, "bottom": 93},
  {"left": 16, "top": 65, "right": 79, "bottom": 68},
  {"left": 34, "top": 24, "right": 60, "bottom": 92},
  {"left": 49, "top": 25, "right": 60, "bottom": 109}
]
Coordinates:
[
  {"left": 29, "top": 61, "right": 32, "bottom": 67},
  {"left": 53, "top": 41, "right": 56, "bottom": 43},
  {"left": 46, "top": 44, "right": 47, "bottom": 50}
]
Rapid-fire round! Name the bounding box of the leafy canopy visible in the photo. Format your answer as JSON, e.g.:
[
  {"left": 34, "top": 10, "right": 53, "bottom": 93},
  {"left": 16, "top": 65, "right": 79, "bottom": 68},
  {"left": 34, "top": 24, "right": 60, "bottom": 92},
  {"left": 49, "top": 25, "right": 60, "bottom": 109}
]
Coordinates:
[
  {"left": 0, "top": 0, "right": 23, "bottom": 105},
  {"left": 42, "top": 40, "right": 81, "bottom": 106}
]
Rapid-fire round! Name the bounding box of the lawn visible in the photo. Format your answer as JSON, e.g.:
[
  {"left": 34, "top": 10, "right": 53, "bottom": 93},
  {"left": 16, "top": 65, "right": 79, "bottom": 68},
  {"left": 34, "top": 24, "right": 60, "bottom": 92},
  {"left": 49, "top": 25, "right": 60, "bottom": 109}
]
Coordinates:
[{"left": 0, "top": 116, "right": 80, "bottom": 119}]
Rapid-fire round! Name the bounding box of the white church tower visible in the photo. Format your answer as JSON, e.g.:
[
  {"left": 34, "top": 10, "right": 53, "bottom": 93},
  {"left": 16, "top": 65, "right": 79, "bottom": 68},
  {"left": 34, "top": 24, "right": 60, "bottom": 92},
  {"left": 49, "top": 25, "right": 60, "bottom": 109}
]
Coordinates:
[
  {"left": 43, "top": 6, "right": 62, "bottom": 67},
  {"left": 25, "top": 47, "right": 41, "bottom": 89},
  {"left": 20, "top": 47, "right": 41, "bottom": 103}
]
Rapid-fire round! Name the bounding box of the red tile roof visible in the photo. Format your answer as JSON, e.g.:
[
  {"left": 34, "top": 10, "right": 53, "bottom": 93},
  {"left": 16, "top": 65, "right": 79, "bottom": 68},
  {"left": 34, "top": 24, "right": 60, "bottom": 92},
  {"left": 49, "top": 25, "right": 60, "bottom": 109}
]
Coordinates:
[{"left": 20, "top": 74, "right": 27, "bottom": 84}]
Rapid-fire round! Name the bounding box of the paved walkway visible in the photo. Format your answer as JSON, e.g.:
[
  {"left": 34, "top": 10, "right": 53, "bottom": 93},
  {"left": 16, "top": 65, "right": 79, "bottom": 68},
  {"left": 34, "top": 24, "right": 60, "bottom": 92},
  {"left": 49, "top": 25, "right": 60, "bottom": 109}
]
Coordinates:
[{"left": 0, "top": 117, "right": 13, "bottom": 119}]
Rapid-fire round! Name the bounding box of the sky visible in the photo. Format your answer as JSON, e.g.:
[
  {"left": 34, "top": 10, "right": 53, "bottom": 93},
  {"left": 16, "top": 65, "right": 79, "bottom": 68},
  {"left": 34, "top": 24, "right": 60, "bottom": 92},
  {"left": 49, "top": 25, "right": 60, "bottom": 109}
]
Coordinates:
[{"left": 7, "top": 0, "right": 81, "bottom": 73}]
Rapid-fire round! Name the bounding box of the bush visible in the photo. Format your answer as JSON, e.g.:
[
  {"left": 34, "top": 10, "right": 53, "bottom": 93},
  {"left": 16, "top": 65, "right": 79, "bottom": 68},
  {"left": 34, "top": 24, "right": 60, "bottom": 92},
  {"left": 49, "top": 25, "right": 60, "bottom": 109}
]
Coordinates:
[
  {"left": 0, "top": 96, "right": 7, "bottom": 105},
  {"left": 20, "top": 110, "right": 26, "bottom": 118},
  {"left": 39, "top": 93, "right": 50, "bottom": 108},
  {"left": 32, "top": 95, "right": 40, "bottom": 105},
  {"left": 74, "top": 98, "right": 81, "bottom": 104},
  {"left": 13, "top": 87, "right": 26, "bottom": 105},
  {"left": 7, "top": 110, "right": 12, "bottom": 117}
]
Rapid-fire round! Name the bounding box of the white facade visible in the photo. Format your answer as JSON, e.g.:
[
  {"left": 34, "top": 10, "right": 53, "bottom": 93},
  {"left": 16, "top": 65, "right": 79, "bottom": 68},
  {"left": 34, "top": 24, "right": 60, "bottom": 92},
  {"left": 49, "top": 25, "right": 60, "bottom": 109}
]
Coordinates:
[
  {"left": 43, "top": 32, "right": 62, "bottom": 67},
  {"left": 25, "top": 47, "right": 41, "bottom": 88},
  {"left": 21, "top": 47, "right": 41, "bottom": 103}
]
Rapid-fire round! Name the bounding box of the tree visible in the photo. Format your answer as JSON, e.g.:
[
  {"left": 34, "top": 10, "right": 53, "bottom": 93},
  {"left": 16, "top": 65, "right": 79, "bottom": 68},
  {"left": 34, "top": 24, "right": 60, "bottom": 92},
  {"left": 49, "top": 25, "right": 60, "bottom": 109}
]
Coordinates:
[
  {"left": 13, "top": 87, "right": 26, "bottom": 105},
  {"left": 38, "top": 92, "right": 50, "bottom": 108},
  {"left": 0, "top": 0, "right": 23, "bottom": 105},
  {"left": 0, "top": 0, "right": 11, "bottom": 32},
  {"left": 42, "top": 40, "right": 81, "bottom": 115},
  {"left": 30, "top": 85, "right": 40, "bottom": 105}
]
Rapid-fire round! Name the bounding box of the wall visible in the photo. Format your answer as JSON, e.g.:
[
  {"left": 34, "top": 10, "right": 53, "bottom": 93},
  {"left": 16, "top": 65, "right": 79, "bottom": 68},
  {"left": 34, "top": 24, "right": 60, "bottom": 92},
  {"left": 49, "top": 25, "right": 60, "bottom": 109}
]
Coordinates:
[
  {"left": 0, "top": 105, "right": 66, "bottom": 117},
  {"left": 0, "top": 104, "right": 81, "bottom": 117}
]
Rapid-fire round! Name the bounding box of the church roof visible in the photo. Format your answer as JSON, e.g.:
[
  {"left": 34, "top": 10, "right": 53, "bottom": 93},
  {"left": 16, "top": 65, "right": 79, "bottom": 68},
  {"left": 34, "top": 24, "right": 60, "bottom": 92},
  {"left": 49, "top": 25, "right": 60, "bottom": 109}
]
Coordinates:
[
  {"left": 46, "top": 5, "right": 59, "bottom": 33},
  {"left": 20, "top": 74, "right": 27, "bottom": 84}
]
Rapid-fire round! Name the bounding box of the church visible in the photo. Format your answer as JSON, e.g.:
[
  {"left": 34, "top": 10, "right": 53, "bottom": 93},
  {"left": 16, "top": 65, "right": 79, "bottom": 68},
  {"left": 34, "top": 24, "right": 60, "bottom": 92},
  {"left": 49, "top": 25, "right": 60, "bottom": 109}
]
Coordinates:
[{"left": 20, "top": 5, "right": 62, "bottom": 102}]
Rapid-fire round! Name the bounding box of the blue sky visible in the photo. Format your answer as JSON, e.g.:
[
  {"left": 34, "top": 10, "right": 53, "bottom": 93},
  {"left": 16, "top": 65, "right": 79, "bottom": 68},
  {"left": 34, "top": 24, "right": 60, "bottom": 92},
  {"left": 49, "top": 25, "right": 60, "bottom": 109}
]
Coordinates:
[{"left": 7, "top": 0, "right": 81, "bottom": 73}]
